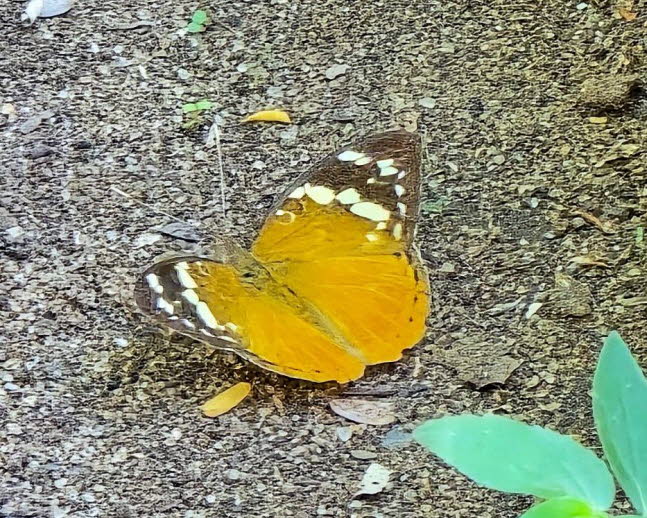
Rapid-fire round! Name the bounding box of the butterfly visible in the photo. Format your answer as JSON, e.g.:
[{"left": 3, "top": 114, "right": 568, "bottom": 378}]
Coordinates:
[{"left": 135, "top": 130, "right": 430, "bottom": 383}]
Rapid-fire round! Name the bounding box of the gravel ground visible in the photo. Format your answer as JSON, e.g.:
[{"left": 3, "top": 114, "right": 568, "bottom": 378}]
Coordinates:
[{"left": 2, "top": 0, "right": 646, "bottom": 517}]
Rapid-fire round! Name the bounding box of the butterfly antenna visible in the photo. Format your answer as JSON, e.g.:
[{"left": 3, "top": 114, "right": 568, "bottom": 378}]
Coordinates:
[
  {"left": 206, "top": 116, "right": 227, "bottom": 218},
  {"left": 110, "top": 187, "right": 195, "bottom": 227}
]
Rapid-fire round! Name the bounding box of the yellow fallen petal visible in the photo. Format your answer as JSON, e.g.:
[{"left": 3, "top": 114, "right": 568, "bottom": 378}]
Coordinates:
[
  {"left": 202, "top": 382, "right": 251, "bottom": 417},
  {"left": 589, "top": 116, "right": 608, "bottom": 124},
  {"left": 243, "top": 109, "right": 292, "bottom": 123}
]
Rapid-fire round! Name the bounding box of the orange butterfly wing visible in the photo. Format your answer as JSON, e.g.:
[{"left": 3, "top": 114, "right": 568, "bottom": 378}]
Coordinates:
[{"left": 135, "top": 131, "right": 429, "bottom": 382}]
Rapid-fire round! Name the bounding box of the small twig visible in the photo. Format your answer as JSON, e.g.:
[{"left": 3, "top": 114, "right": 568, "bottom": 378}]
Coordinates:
[
  {"left": 110, "top": 187, "right": 193, "bottom": 226},
  {"left": 206, "top": 117, "right": 227, "bottom": 218}
]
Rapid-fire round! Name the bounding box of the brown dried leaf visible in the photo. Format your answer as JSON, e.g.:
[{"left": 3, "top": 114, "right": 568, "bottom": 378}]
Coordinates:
[
  {"left": 570, "top": 255, "right": 610, "bottom": 268},
  {"left": 329, "top": 398, "right": 395, "bottom": 426},
  {"left": 202, "top": 382, "right": 251, "bottom": 418},
  {"left": 618, "top": 7, "right": 637, "bottom": 20},
  {"left": 572, "top": 210, "right": 614, "bottom": 234}
]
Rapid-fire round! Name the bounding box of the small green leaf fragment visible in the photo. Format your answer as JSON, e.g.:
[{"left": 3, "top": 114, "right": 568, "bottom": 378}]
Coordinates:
[
  {"left": 413, "top": 414, "right": 614, "bottom": 510},
  {"left": 636, "top": 226, "right": 644, "bottom": 245},
  {"left": 421, "top": 198, "right": 450, "bottom": 214},
  {"left": 182, "top": 103, "right": 198, "bottom": 113},
  {"left": 186, "top": 21, "right": 204, "bottom": 33},
  {"left": 519, "top": 497, "right": 606, "bottom": 518},
  {"left": 192, "top": 10, "right": 208, "bottom": 24},
  {"left": 593, "top": 331, "right": 647, "bottom": 515},
  {"left": 194, "top": 100, "right": 213, "bottom": 111}
]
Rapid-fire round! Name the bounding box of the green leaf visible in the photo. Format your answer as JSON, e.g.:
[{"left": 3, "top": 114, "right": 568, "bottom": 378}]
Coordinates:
[
  {"left": 413, "top": 414, "right": 615, "bottom": 510},
  {"left": 192, "top": 10, "right": 208, "bottom": 24},
  {"left": 186, "top": 21, "right": 205, "bottom": 33},
  {"left": 194, "top": 100, "right": 213, "bottom": 111},
  {"left": 182, "top": 103, "right": 198, "bottom": 113},
  {"left": 593, "top": 331, "right": 647, "bottom": 515},
  {"left": 519, "top": 497, "right": 607, "bottom": 518}
]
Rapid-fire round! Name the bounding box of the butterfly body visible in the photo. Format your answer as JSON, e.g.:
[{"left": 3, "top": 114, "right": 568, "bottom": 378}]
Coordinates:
[{"left": 136, "top": 131, "right": 429, "bottom": 382}]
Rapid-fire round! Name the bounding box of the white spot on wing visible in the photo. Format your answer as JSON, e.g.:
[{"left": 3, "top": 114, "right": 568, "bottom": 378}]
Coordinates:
[
  {"left": 350, "top": 202, "right": 390, "bottom": 222},
  {"left": 397, "top": 171, "right": 407, "bottom": 179},
  {"left": 196, "top": 301, "right": 221, "bottom": 329},
  {"left": 397, "top": 202, "right": 407, "bottom": 216},
  {"left": 175, "top": 266, "right": 198, "bottom": 289},
  {"left": 366, "top": 178, "right": 376, "bottom": 184},
  {"left": 146, "top": 273, "right": 162, "bottom": 294},
  {"left": 379, "top": 166, "right": 398, "bottom": 176},
  {"left": 376, "top": 222, "right": 387, "bottom": 230},
  {"left": 395, "top": 184, "right": 405, "bottom": 197},
  {"left": 156, "top": 297, "right": 175, "bottom": 315},
  {"left": 181, "top": 318, "right": 196, "bottom": 329},
  {"left": 366, "top": 232, "right": 379, "bottom": 242},
  {"left": 288, "top": 186, "right": 305, "bottom": 199},
  {"left": 376, "top": 159, "right": 394, "bottom": 168},
  {"left": 336, "top": 188, "right": 362, "bottom": 205},
  {"left": 175, "top": 262, "right": 189, "bottom": 270},
  {"left": 182, "top": 289, "right": 200, "bottom": 305},
  {"left": 305, "top": 184, "right": 336, "bottom": 205},
  {"left": 393, "top": 222, "right": 403, "bottom": 240},
  {"left": 338, "top": 150, "right": 365, "bottom": 162},
  {"left": 354, "top": 156, "right": 372, "bottom": 166},
  {"left": 276, "top": 209, "right": 296, "bottom": 223}
]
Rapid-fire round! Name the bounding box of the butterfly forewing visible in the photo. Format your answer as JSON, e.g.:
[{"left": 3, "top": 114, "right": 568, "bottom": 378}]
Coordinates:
[
  {"left": 256, "top": 130, "right": 422, "bottom": 262},
  {"left": 251, "top": 130, "right": 429, "bottom": 368}
]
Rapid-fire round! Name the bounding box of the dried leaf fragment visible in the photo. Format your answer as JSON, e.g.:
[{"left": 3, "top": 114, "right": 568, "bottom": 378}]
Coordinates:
[
  {"left": 329, "top": 398, "right": 395, "bottom": 426},
  {"left": 202, "top": 382, "right": 251, "bottom": 417},
  {"left": 243, "top": 110, "right": 292, "bottom": 124},
  {"left": 355, "top": 463, "right": 391, "bottom": 496},
  {"left": 572, "top": 210, "right": 614, "bottom": 234},
  {"left": 570, "top": 255, "right": 610, "bottom": 268},
  {"left": 618, "top": 7, "right": 637, "bottom": 20}
]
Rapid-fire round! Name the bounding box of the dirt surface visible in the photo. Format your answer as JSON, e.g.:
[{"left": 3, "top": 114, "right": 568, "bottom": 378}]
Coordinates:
[{"left": 2, "top": 0, "right": 647, "bottom": 517}]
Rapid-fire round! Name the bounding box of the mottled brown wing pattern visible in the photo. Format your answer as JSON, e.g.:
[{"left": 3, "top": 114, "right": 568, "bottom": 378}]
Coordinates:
[{"left": 134, "top": 256, "right": 246, "bottom": 350}]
